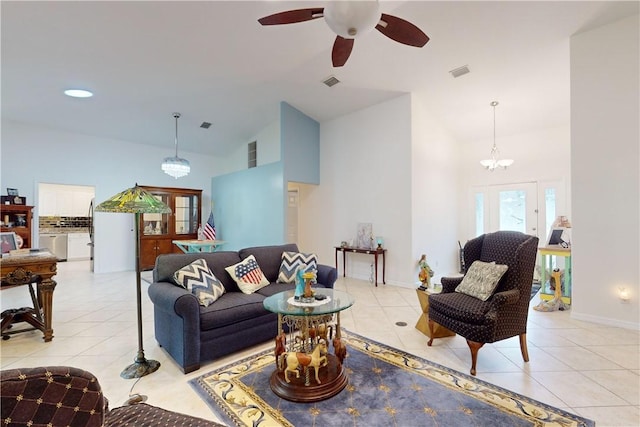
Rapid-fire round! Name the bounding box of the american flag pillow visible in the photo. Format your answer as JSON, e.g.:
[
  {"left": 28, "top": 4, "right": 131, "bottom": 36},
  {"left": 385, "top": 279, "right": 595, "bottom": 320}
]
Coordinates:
[{"left": 224, "top": 255, "right": 270, "bottom": 294}]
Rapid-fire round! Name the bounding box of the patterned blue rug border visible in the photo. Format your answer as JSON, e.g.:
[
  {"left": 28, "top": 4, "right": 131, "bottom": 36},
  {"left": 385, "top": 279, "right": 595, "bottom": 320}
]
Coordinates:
[{"left": 190, "top": 329, "right": 594, "bottom": 427}]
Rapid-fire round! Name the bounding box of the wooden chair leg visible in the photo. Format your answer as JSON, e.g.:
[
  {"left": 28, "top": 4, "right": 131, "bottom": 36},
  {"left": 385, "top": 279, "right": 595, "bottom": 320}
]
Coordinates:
[
  {"left": 519, "top": 333, "right": 530, "bottom": 362},
  {"left": 466, "top": 340, "right": 484, "bottom": 376},
  {"left": 427, "top": 319, "right": 435, "bottom": 346}
]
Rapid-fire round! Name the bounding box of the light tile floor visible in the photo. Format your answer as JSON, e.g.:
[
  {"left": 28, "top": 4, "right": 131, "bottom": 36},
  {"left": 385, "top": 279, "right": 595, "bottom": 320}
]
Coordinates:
[{"left": 1, "top": 260, "right": 638, "bottom": 426}]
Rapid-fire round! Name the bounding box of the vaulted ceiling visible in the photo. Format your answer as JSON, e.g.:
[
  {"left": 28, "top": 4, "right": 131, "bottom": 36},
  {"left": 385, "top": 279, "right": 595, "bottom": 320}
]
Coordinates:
[{"left": 2, "top": 1, "right": 638, "bottom": 156}]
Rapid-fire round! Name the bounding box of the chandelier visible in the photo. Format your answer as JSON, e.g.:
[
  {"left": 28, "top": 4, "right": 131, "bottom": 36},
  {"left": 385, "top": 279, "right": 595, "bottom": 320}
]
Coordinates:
[
  {"left": 161, "top": 112, "right": 190, "bottom": 178},
  {"left": 480, "top": 101, "right": 513, "bottom": 171}
]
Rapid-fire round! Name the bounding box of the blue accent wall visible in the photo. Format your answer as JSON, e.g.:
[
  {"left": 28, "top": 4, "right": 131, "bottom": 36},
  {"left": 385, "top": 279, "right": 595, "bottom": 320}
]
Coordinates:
[
  {"left": 211, "top": 161, "right": 284, "bottom": 250},
  {"left": 281, "top": 102, "right": 320, "bottom": 184}
]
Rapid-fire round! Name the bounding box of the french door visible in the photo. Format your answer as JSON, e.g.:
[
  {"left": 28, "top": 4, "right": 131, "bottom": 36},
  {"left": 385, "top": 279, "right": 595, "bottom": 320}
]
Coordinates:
[{"left": 473, "top": 182, "right": 539, "bottom": 237}]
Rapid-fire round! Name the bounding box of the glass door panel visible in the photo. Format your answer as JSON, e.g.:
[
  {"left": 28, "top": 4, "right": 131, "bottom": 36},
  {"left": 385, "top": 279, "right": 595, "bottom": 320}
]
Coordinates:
[
  {"left": 174, "top": 195, "right": 198, "bottom": 235},
  {"left": 488, "top": 183, "right": 538, "bottom": 236},
  {"left": 142, "top": 194, "right": 169, "bottom": 235}
]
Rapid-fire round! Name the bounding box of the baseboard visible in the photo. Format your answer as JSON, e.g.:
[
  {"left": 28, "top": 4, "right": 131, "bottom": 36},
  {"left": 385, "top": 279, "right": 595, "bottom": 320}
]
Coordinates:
[{"left": 571, "top": 311, "right": 640, "bottom": 330}]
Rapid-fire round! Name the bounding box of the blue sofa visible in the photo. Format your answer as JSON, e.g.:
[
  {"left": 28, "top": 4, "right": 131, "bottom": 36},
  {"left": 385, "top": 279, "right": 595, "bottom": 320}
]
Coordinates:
[{"left": 148, "top": 244, "right": 337, "bottom": 374}]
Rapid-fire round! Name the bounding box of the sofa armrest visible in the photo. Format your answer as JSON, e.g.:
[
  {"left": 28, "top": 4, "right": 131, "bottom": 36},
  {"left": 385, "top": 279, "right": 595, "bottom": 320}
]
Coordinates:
[
  {"left": 441, "top": 276, "right": 463, "bottom": 293},
  {"left": 147, "top": 282, "right": 202, "bottom": 373},
  {"left": 491, "top": 288, "right": 520, "bottom": 307},
  {"left": 148, "top": 281, "right": 199, "bottom": 317},
  {"left": 317, "top": 264, "right": 337, "bottom": 289}
]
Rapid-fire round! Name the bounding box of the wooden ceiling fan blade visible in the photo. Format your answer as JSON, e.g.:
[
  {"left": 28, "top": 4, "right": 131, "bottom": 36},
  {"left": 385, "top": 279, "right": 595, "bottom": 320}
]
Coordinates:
[
  {"left": 376, "top": 13, "right": 429, "bottom": 47},
  {"left": 258, "top": 8, "right": 324, "bottom": 26},
  {"left": 332, "top": 36, "right": 354, "bottom": 67}
]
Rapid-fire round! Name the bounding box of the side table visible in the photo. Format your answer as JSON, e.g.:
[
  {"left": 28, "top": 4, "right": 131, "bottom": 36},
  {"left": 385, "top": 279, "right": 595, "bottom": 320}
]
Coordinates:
[{"left": 415, "top": 287, "right": 455, "bottom": 339}]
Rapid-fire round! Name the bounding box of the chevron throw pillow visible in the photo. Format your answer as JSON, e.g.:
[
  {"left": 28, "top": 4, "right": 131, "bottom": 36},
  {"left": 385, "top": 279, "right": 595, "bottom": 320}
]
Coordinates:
[
  {"left": 173, "top": 258, "right": 225, "bottom": 306},
  {"left": 278, "top": 251, "right": 318, "bottom": 284}
]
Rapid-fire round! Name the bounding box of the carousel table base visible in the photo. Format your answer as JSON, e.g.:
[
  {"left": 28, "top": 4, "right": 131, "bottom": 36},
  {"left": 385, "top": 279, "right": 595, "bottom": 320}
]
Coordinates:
[{"left": 269, "top": 354, "right": 348, "bottom": 402}]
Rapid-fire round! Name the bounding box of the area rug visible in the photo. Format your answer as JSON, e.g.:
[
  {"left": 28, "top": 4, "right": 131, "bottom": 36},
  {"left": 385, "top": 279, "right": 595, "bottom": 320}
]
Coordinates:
[{"left": 190, "top": 330, "right": 594, "bottom": 427}]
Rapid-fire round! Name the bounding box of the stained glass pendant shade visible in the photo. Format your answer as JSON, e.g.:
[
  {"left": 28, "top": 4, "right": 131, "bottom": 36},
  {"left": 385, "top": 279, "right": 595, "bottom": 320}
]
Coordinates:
[{"left": 94, "top": 184, "right": 171, "bottom": 214}]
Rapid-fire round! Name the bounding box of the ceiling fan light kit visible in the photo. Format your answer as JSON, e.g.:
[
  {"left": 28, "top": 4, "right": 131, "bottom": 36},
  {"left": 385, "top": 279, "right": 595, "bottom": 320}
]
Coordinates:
[
  {"left": 480, "top": 101, "right": 514, "bottom": 171},
  {"left": 161, "top": 112, "right": 191, "bottom": 179},
  {"left": 258, "top": 0, "right": 429, "bottom": 67}
]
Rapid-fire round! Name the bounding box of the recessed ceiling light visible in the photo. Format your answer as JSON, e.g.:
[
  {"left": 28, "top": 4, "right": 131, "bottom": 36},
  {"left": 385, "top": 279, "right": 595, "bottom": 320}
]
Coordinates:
[{"left": 64, "top": 89, "right": 93, "bottom": 98}]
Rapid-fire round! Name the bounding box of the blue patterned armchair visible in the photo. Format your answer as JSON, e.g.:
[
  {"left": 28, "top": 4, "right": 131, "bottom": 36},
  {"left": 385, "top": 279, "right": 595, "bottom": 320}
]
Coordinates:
[{"left": 427, "top": 231, "right": 539, "bottom": 375}]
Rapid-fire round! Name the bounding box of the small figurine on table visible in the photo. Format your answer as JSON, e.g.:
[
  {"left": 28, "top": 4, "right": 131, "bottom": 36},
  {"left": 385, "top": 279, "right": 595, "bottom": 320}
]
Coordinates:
[
  {"left": 294, "top": 265, "right": 307, "bottom": 299},
  {"left": 418, "top": 254, "right": 434, "bottom": 288}
]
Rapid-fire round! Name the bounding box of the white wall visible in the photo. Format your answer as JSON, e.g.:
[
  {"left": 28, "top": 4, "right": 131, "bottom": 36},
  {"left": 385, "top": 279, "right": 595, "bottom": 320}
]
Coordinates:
[
  {"left": 300, "top": 95, "right": 414, "bottom": 286},
  {"left": 223, "top": 120, "right": 280, "bottom": 176},
  {"left": 1, "top": 120, "right": 221, "bottom": 273},
  {"left": 410, "top": 94, "right": 460, "bottom": 282},
  {"left": 570, "top": 15, "right": 639, "bottom": 329}
]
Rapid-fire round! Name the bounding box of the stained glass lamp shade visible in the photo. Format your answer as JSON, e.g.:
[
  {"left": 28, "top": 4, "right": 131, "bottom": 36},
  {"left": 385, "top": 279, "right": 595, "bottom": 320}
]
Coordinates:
[{"left": 95, "top": 184, "right": 171, "bottom": 378}]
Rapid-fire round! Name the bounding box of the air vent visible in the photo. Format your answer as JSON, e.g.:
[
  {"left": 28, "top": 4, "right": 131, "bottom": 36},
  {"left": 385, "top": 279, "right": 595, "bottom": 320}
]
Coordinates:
[
  {"left": 323, "top": 75, "right": 340, "bottom": 87},
  {"left": 200, "top": 122, "right": 212, "bottom": 129},
  {"left": 248, "top": 141, "right": 257, "bottom": 168},
  {"left": 449, "top": 65, "right": 470, "bottom": 78}
]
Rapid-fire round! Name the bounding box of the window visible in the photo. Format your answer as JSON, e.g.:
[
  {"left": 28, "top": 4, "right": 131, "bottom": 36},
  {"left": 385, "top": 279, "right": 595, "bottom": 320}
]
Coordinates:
[{"left": 475, "top": 192, "right": 484, "bottom": 236}]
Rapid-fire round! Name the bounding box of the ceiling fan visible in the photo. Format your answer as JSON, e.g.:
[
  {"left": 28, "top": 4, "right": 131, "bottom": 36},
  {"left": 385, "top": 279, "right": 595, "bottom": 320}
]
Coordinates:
[{"left": 258, "top": 0, "right": 429, "bottom": 67}]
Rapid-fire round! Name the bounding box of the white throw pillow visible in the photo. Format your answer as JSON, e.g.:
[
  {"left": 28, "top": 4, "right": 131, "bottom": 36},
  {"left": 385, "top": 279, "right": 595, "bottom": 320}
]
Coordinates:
[
  {"left": 455, "top": 260, "right": 508, "bottom": 301},
  {"left": 225, "top": 255, "right": 270, "bottom": 294}
]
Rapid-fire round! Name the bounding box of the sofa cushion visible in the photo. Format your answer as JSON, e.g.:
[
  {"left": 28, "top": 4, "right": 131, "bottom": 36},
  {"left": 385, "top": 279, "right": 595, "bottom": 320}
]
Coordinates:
[
  {"left": 199, "top": 292, "right": 268, "bottom": 330},
  {"left": 455, "top": 260, "right": 508, "bottom": 301},
  {"left": 277, "top": 251, "right": 318, "bottom": 284},
  {"left": 239, "top": 243, "right": 299, "bottom": 282},
  {"left": 225, "top": 255, "right": 270, "bottom": 294},
  {"left": 154, "top": 251, "right": 242, "bottom": 292},
  {"left": 173, "top": 259, "right": 225, "bottom": 307}
]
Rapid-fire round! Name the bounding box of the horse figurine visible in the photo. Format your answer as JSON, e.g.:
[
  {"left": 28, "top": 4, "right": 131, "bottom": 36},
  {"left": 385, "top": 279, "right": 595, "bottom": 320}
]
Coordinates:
[
  {"left": 333, "top": 336, "right": 347, "bottom": 364},
  {"left": 278, "top": 340, "right": 328, "bottom": 384},
  {"left": 274, "top": 332, "right": 286, "bottom": 362}
]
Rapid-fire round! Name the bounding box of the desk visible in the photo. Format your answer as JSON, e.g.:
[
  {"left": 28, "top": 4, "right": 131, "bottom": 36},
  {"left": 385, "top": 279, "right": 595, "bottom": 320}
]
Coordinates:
[
  {"left": 173, "top": 239, "right": 225, "bottom": 253},
  {"left": 1, "top": 250, "right": 57, "bottom": 341},
  {"left": 335, "top": 246, "right": 386, "bottom": 286},
  {"left": 538, "top": 246, "right": 572, "bottom": 304}
]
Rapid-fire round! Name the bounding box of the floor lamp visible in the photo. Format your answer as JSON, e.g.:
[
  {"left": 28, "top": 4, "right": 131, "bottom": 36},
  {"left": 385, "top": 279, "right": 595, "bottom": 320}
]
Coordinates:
[{"left": 95, "top": 184, "right": 171, "bottom": 379}]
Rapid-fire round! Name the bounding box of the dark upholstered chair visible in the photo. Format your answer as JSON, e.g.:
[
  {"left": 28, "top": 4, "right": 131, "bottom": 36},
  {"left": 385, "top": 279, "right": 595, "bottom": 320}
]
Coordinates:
[
  {"left": 427, "top": 231, "right": 539, "bottom": 376},
  {"left": 1, "top": 366, "right": 223, "bottom": 426}
]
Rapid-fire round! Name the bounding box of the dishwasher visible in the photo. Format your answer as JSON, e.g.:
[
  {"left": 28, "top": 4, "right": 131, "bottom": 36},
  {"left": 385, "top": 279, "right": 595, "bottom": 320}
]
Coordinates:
[{"left": 39, "top": 234, "right": 68, "bottom": 261}]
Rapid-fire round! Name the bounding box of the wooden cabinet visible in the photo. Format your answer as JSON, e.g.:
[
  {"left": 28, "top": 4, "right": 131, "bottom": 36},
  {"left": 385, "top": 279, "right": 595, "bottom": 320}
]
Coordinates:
[
  {"left": 1, "top": 205, "right": 34, "bottom": 249},
  {"left": 138, "top": 186, "right": 202, "bottom": 270}
]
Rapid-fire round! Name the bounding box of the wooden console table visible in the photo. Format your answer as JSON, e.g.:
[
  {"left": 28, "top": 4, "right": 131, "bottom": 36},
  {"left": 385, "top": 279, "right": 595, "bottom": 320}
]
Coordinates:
[
  {"left": 1, "top": 250, "right": 57, "bottom": 341},
  {"left": 335, "top": 246, "right": 386, "bottom": 286}
]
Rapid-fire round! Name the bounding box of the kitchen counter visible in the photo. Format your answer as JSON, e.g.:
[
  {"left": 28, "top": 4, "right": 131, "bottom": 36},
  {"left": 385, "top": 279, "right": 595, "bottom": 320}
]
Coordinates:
[{"left": 39, "top": 228, "right": 89, "bottom": 234}]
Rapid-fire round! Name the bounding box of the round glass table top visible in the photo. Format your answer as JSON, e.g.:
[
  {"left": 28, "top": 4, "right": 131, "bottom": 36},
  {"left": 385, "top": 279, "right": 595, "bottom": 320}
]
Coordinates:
[{"left": 263, "top": 288, "right": 355, "bottom": 316}]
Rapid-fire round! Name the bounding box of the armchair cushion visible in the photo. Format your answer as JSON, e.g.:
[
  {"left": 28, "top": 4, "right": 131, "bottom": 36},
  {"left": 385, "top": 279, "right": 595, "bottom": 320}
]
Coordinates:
[
  {"left": 173, "top": 259, "right": 225, "bottom": 306},
  {"left": 455, "top": 260, "right": 508, "bottom": 301}
]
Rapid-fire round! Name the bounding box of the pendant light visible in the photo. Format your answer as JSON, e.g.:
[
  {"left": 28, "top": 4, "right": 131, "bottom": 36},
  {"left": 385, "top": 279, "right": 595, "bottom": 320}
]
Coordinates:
[
  {"left": 161, "top": 112, "right": 190, "bottom": 178},
  {"left": 480, "top": 101, "right": 513, "bottom": 171}
]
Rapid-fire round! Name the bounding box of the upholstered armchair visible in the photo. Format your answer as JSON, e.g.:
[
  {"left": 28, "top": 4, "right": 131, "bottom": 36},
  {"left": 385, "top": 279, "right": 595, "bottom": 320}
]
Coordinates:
[
  {"left": 1, "top": 366, "right": 222, "bottom": 426},
  {"left": 427, "top": 231, "right": 539, "bottom": 376}
]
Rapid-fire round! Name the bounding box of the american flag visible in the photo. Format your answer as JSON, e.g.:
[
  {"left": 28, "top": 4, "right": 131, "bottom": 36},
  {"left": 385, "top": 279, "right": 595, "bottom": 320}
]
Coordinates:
[
  {"left": 203, "top": 211, "right": 216, "bottom": 240},
  {"left": 235, "top": 258, "right": 263, "bottom": 284}
]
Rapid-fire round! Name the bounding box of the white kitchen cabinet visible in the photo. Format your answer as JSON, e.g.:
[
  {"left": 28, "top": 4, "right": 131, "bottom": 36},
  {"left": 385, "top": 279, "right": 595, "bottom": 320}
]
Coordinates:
[
  {"left": 67, "top": 233, "right": 91, "bottom": 260},
  {"left": 38, "top": 184, "right": 94, "bottom": 217}
]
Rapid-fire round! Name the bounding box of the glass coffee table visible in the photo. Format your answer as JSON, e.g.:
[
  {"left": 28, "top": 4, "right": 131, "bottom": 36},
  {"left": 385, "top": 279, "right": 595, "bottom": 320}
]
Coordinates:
[{"left": 263, "top": 288, "right": 355, "bottom": 402}]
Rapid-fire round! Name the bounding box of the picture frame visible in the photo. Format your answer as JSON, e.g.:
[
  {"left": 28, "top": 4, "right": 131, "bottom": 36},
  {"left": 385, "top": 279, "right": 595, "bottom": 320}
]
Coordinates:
[
  {"left": 6, "top": 188, "right": 19, "bottom": 196},
  {"left": 546, "top": 227, "right": 571, "bottom": 248},
  {"left": 1, "top": 232, "right": 18, "bottom": 254}
]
